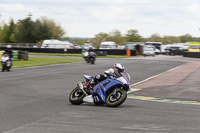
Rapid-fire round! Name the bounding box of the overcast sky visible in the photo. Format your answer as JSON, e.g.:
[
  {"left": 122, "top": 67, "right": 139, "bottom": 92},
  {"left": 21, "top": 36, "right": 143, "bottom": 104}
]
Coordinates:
[{"left": 0, "top": 0, "right": 200, "bottom": 38}]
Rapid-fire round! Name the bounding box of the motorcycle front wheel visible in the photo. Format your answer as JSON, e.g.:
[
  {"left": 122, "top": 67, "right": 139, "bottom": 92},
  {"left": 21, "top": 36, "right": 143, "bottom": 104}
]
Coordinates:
[
  {"left": 7, "top": 66, "right": 10, "bottom": 71},
  {"left": 69, "top": 87, "right": 85, "bottom": 105},
  {"left": 90, "top": 58, "right": 95, "bottom": 64},
  {"left": 106, "top": 88, "right": 127, "bottom": 107}
]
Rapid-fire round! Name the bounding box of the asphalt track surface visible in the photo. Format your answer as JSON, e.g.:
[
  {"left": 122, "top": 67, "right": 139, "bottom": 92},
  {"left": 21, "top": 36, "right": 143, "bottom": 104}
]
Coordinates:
[{"left": 0, "top": 55, "right": 200, "bottom": 133}]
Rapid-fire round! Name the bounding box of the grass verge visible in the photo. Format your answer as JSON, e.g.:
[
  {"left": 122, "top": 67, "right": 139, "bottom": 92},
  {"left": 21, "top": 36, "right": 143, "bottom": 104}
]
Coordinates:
[
  {"left": 29, "top": 52, "right": 82, "bottom": 57},
  {"left": 0, "top": 57, "right": 84, "bottom": 69}
]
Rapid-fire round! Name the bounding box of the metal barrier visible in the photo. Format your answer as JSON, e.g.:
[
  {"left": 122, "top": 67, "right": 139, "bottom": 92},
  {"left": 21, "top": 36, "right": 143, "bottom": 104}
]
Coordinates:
[
  {"left": 183, "top": 52, "right": 200, "bottom": 58},
  {"left": 0, "top": 43, "right": 38, "bottom": 48},
  {"left": 0, "top": 47, "right": 137, "bottom": 56}
]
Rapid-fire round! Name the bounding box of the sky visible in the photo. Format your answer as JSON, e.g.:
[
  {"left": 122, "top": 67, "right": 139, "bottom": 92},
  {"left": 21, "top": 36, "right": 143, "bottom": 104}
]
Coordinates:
[{"left": 0, "top": 0, "right": 200, "bottom": 38}]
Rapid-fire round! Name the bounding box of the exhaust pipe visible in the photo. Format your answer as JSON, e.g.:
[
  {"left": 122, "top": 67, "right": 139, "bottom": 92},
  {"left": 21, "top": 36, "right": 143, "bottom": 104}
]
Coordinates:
[{"left": 77, "top": 82, "right": 88, "bottom": 95}]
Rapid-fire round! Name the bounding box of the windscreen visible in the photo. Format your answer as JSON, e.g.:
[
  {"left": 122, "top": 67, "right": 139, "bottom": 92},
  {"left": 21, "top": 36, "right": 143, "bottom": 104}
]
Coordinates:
[{"left": 121, "top": 72, "right": 131, "bottom": 82}]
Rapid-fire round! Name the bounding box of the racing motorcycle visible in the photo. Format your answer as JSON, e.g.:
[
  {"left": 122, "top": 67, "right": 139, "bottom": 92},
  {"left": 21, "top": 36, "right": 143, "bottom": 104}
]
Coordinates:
[
  {"left": 69, "top": 69, "right": 131, "bottom": 107},
  {"left": 82, "top": 51, "right": 96, "bottom": 64},
  {"left": 1, "top": 54, "right": 12, "bottom": 72}
]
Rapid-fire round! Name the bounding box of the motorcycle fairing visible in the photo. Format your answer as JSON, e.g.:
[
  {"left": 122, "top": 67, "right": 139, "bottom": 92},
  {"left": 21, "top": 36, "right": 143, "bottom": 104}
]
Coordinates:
[
  {"left": 6, "top": 61, "right": 11, "bottom": 67},
  {"left": 92, "top": 77, "right": 127, "bottom": 104},
  {"left": 84, "top": 75, "right": 93, "bottom": 81}
]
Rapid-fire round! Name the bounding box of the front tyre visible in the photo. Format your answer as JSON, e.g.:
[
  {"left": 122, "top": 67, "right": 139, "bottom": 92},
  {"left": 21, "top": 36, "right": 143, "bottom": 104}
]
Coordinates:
[
  {"left": 7, "top": 66, "right": 11, "bottom": 72},
  {"left": 106, "top": 89, "right": 127, "bottom": 107},
  {"left": 69, "top": 87, "right": 85, "bottom": 105},
  {"left": 90, "top": 57, "right": 95, "bottom": 64}
]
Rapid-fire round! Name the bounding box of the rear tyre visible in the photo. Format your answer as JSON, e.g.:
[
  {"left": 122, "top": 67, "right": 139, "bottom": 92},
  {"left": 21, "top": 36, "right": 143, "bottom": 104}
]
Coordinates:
[
  {"left": 69, "top": 87, "right": 85, "bottom": 105},
  {"left": 106, "top": 88, "right": 127, "bottom": 107}
]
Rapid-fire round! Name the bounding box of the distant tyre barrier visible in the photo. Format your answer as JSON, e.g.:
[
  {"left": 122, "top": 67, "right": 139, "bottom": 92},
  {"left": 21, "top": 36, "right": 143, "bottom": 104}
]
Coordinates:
[
  {"left": 18, "top": 50, "right": 29, "bottom": 60},
  {"left": 12, "top": 50, "right": 18, "bottom": 61},
  {"left": 0, "top": 50, "right": 28, "bottom": 61}
]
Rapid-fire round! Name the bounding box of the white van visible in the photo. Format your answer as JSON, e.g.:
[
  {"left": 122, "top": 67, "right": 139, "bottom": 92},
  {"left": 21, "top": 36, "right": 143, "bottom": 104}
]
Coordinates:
[
  {"left": 143, "top": 45, "right": 155, "bottom": 57},
  {"left": 99, "top": 41, "right": 117, "bottom": 49},
  {"left": 145, "top": 42, "right": 162, "bottom": 54},
  {"left": 41, "top": 39, "right": 74, "bottom": 49}
]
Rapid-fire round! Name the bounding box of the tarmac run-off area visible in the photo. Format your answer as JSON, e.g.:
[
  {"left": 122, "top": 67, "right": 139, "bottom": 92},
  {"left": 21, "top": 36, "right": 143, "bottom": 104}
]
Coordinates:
[{"left": 128, "top": 55, "right": 200, "bottom": 104}]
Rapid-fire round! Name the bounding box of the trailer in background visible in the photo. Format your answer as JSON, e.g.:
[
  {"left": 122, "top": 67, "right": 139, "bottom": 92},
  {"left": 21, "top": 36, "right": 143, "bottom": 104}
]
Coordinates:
[
  {"left": 41, "top": 39, "right": 74, "bottom": 49},
  {"left": 99, "top": 41, "right": 117, "bottom": 49}
]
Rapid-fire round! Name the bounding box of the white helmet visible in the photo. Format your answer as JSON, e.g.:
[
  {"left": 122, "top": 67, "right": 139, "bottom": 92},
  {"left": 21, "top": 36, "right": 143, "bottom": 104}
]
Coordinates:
[
  {"left": 7, "top": 45, "right": 12, "bottom": 48},
  {"left": 114, "top": 63, "right": 124, "bottom": 73}
]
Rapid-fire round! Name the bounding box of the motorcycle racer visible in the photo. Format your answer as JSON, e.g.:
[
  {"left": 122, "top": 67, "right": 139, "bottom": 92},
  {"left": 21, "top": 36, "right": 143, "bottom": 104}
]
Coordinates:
[
  {"left": 72, "top": 63, "right": 129, "bottom": 105},
  {"left": 3, "top": 45, "right": 13, "bottom": 60},
  {"left": 83, "top": 63, "right": 125, "bottom": 95}
]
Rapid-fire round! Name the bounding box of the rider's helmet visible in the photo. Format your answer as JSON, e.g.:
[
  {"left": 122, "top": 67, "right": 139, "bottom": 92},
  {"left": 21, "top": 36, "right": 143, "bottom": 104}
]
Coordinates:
[
  {"left": 114, "top": 63, "right": 124, "bottom": 73},
  {"left": 7, "top": 45, "right": 12, "bottom": 49}
]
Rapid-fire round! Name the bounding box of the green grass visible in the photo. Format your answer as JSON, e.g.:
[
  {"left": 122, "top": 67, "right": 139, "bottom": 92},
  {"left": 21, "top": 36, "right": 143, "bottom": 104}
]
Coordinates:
[
  {"left": 1, "top": 53, "right": 141, "bottom": 70},
  {"left": 29, "top": 52, "right": 141, "bottom": 58},
  {"left": 29, "top": 52, "right": 83, "bottom": 57},
  {"left": 0, "top": 57, "right": 84, "bottom": 69}
]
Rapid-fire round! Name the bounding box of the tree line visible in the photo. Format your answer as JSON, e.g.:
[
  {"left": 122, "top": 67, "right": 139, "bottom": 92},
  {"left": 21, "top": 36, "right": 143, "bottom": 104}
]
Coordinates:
[
  {"left": 0, "top": 14, "right": 65, "bottom": 44},
  {"left": 75, "top": 29, "right": 200, "bottom": 48},
  {"left": 1, "top": 14, "right": 200, "bottom": 48}
]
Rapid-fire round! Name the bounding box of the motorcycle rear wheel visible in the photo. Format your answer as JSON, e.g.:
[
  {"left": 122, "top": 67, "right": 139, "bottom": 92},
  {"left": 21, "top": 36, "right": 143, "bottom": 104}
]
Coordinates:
[
  {"left": 106, "top": 88, "right": 127, "bottom": 107},
  {"left": 69, "top": 87, "right": 85, "bottom": 105}
]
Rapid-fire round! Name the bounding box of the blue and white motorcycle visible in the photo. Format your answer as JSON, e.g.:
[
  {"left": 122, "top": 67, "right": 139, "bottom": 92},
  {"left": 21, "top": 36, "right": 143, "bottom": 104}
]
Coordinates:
[{"left": 69, "top": 69, "right": 131, "bottom": 107}]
